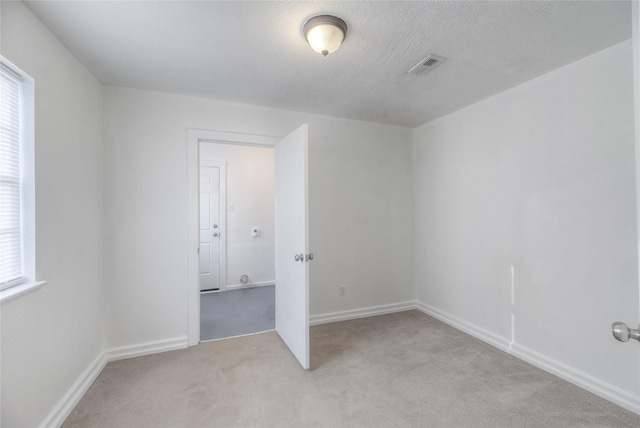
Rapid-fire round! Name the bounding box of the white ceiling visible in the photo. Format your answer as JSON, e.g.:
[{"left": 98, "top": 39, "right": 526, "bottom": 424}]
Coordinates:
[{"left": 25, "top": 1, "right": 631, "bottom": 127}]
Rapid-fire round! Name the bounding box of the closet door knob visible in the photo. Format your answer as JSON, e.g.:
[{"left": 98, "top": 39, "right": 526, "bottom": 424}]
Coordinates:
[{"left": 612, "top": 322, "right": 640, "bottom": 342}]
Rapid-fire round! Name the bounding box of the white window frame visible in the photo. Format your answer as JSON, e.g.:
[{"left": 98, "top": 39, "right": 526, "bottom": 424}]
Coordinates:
[{"left": 0, "top": 57, "right": 45, "bottom": 303}]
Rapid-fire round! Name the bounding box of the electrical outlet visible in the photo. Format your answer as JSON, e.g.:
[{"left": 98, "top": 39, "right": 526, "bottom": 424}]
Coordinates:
[{"left": 339, "top": 284, "right": 346, "bottom": 296}]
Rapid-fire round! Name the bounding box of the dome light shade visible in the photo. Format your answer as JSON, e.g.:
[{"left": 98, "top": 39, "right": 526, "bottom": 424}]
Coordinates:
[{"left": 303, "top": 15, "right": 348, "bottom": 57}]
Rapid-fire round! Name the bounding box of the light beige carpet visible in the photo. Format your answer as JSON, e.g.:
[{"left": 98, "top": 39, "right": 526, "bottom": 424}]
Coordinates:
[{"left": 63, "top": 311, "right": 640, "bottom": 427}]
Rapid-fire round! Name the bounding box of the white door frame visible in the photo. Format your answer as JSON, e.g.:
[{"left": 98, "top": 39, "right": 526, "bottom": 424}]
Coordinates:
[
  {"left": 187, "top": 128, "right": 282, "bottom": 346},
  {"left": 633, "top": 1, "right": 640, "bottom": 333},
  {"left": 199, "top": 160, "right": 227, "bottom": 291}
]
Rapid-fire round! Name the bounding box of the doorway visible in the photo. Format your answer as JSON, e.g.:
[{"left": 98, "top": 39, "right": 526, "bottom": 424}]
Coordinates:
[
  {"left": 187, "top": 126, "right": 311, "bottom": 369},
  {"left": 188, "top": 130, "right": 280, "bottom": 347},
  {"left": 198, "top": 143, "right": 275, "bottom": 340}
]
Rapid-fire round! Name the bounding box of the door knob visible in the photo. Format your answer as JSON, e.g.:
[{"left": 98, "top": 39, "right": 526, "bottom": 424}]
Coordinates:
[
  {"left": 213, "top": 232, "right": 219, "bottom": 237},
  {"left": 294, "top": 254, "right": 304, "bottom": 262},
  {"left": 612, "top": 322, "right": 640, "bottom": 343},
  {"left": 213, "top": 224, "right": 218, "bottom": 228},
  {"left": 305, "top": 253, "right": 314, "bottom": 262}
]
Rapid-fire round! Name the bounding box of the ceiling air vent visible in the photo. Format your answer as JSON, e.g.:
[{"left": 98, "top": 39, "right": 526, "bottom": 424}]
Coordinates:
[{"left": 408, "top": 54, "right": 447, "bottom": 75}]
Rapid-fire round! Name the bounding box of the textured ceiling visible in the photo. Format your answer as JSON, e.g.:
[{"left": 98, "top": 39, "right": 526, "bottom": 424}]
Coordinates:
[{"left": 24, "top": 1, "right": 631, "bottom": 127}]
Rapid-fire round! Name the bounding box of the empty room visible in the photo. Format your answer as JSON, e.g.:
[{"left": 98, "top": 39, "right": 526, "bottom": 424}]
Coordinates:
[{"left": 1, "top": 1, "right": 639, "bottom": 427}]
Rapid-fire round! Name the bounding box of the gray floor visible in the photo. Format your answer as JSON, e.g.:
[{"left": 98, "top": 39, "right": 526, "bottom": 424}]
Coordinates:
[
  {"left": 63, "top": 310, "right": 640, "bottom": 427},
  {"left": 200, "top": 285, "right": 275, "bottom": 341}
]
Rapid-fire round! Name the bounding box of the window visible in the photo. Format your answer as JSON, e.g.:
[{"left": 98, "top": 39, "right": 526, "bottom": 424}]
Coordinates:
[{"left": 0, "top": 57, "right": 42, "bottom": 301}]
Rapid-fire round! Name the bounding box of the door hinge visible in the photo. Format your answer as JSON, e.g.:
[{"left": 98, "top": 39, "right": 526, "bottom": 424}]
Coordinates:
[{"left": 197, "top": 247, "right": 200, "bottom": 254}]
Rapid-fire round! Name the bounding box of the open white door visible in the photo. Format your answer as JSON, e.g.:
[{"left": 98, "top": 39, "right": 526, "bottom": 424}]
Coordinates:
[{"left": 275, "top": 124, "right": 310, "bottom": 369}]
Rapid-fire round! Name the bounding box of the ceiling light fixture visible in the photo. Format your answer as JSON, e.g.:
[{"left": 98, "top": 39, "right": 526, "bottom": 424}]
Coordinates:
[{"left": 303, "top": 15, "right": 348, "bottom": 57}]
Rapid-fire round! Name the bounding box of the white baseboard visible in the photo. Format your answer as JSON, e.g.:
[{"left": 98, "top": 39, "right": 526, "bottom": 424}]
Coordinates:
[
  {"left": 416, "top": 301, "right": 510, "bottom": 351},
  {"left": 42, "top": 353, "right": 108, "bottom": 428},
  {"left": 310, "top": 301, "right": 416, "bottom": 326},
  {"left": 104, "top": 337, "right": 189, "bottom": 362},
  {"left": 224, "top": 281, "right": 275, "bottom": 291},
  {"left": 42, "top": 337, "right": 189, "bottom": 427},
  {"left": 40, "top": 304, "right": 640, "bottom": 427},
  {"left": 416, "top": 300, "right": 640, "bottom": 416},
  {"left": 510, "top": 343, "right": 640, "bottom": 415}
]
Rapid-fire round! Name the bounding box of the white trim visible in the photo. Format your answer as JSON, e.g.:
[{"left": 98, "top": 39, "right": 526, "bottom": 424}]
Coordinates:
[
  {"left": 189, "top": 128, "right": 281, "bottom": 147},
  {"left": 416, "top": 301, "right": 510, "bottom": 352},
  {"left": 0, "top": 280, "right": 46, "bottom": 303},
  {"left": 510, "top": 343, "right": 640, "bottom": 415},
  {"left": 632, "top": 0, "right": 640, "bottom": 351},
  {"left": 104, "top": 337, "right": 189, "bottom": 362},
  {"left": 199, "top": 329, "right": 275, "bottom": 343},
  {"left": 199, "top": 160, "right": 227, "bottom": 291},
  {"left": 36, "top": 304, "right": 640, "bottom": 427},
  {"left": 309, "top": 301, "right": 416, "bottom": 326},
  {"left": 416, "top": 300, "right": 640, "bottom": 415},
  {"left": 0, "top": 56, "right": 41, "bottom": 297},
  {"left": 41, "top": 337, "right": 188, "bottom": 428},
  {"left": 41, "top": 353, "right": 108, "bottom": 428},
  {"left": 225, "top": 280, "right": 275, "bottom": 291},
  {"left": 188, "top": 128, "right": 283, "bottom": 346}
]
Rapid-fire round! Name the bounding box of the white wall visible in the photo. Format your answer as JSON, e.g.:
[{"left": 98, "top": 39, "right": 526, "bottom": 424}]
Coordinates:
[
  {"left": 2, "top": 2, "right": 636, "bottom": 424},
  {"left": 634, "top": 0, "right": 640, "bottom": 320},
  {"left": 200, "top": 143, "right": 275, "bottom": 288},
  {"left": 0, "top": 2, "right": 104, "bottom": 427},
  {"left": 103, "top": 86, "right": 414, "bottom": 349},
  {"left": 414, "top": 40, "right": 639, "bottom": 406}
]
